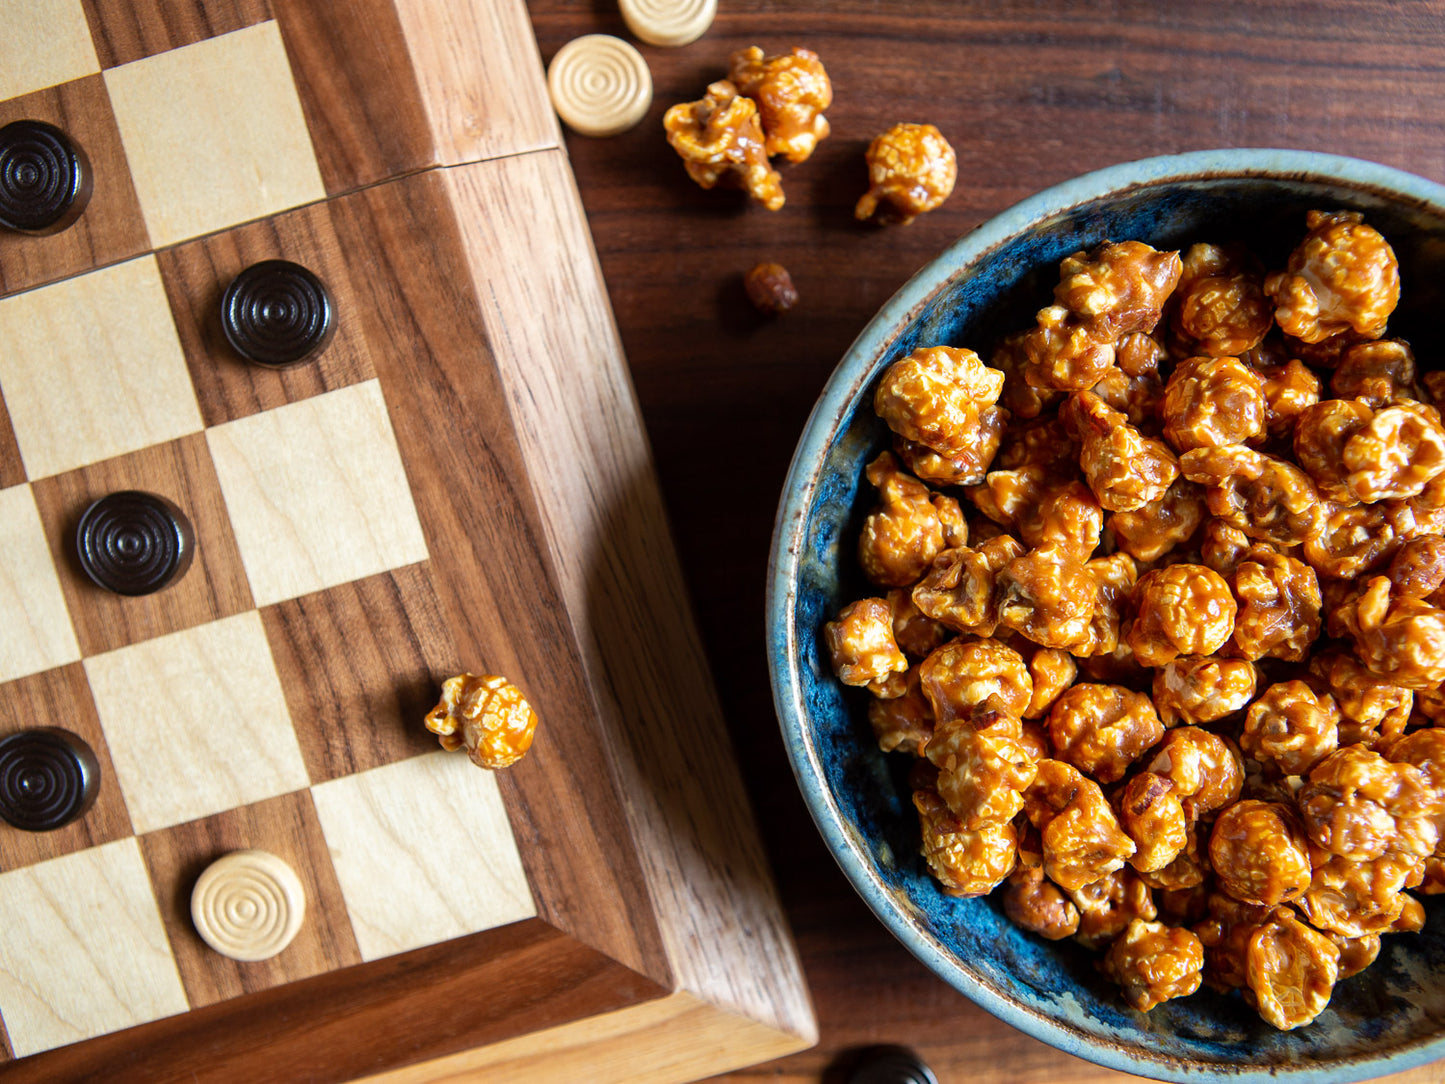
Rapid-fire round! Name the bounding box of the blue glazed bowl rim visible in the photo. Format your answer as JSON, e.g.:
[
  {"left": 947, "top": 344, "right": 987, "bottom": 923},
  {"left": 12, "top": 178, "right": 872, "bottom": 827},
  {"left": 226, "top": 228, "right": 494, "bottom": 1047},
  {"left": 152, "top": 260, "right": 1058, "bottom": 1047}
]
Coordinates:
[{"left": 766, "top": 148, "right": 1445, "bottom": 1082}]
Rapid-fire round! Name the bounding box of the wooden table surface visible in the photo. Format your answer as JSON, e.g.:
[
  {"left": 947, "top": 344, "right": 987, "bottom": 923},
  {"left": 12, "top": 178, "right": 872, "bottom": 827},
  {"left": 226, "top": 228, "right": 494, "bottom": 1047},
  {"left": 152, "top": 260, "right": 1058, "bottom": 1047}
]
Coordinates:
[{"left": 525, "top": 3, "right": 1445, "bottom": 1081}]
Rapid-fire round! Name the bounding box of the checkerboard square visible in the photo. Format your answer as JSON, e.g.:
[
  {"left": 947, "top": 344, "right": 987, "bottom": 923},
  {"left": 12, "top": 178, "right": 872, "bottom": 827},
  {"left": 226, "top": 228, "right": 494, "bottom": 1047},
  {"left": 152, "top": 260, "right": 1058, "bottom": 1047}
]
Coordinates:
[
  {"left": 310, "top": 751, "right": 534, "bottom": 961},
  {"left": 0, "top": 837, "right": 188, "bottom": 1056},
  {"left": 31, "top": 432, "right": 255, "bottom": 658},
  {"left": 0, "top": 664, "right": 133, "bottom": 872},
  {"left": 0, "top": 485, "right": 80, "bottom": 685},
  {"left": 84, "top": 611, "right": 310, "bottom": 833},
  {"left": 0, "top": 0, "right": 100, "bottom": 102},
  {"left": 137, "top": 789, "right": 361, "bottom": 1009},
  {"left": 0, "top": 75, "right": 151, "bottom": 299},
  {"left": 0, "top": 256, "right": 203, "bottom": 480},
  {"left": 155, "top": 200, "right": 378, "bottom": 428},
  {"left": 104, "top": 21, "right": 325, "bottom": 247},
  {"left": 262, "top": 566, "right": 457, "bottom": 784},
  {"left": 207, "top": 379, "right": 429, "bottom": 607}
]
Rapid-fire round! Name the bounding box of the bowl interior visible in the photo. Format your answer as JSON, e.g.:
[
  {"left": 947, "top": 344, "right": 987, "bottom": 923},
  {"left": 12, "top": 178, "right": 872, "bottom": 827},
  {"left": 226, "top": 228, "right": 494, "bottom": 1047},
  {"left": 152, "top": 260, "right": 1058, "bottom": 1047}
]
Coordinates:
[{"left": 771, "top": 155, "right": 1445, "bottom": 1082}]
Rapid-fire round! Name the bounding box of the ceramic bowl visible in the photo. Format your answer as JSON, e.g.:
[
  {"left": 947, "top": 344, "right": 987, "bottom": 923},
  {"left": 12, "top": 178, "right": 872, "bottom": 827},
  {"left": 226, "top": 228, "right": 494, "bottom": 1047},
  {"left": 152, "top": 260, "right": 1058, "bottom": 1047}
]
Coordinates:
[{"left": 766, "top": 149, "right": 1445, "bottom": 1082}]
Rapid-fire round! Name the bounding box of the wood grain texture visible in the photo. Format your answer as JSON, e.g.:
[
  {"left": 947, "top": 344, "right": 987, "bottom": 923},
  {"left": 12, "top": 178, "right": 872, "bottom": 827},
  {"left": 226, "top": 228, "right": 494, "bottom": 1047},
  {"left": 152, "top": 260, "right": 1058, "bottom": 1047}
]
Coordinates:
[
  {"left": 205, "top": 380, "right": 430, "bottom": 608},
  {"left": 357, "top": 991, "right": 812, "bottom": 1084},
  {"left": 262, "top": 565, "right": 454, "bottom": 783},
  {"left": 0, "top": 255, "right": 202, "bottom": 480},
  {"left": 103, "top": 21, "right": 325, "bottom": 247},
  {"left": 0, "top": 918, "right": 670, "bottom": 1084},
  {"left": 0, "top": 394, "right": 23, "bottom": 490},
  {"left": 329, "top": 172, "right": 674, "bottom": 985},
  {"left": 0, "top": 1, "right": 818, "bottom": 1076},
  {"left": 0, "top": 663, "right": 132, "bottom": 871},
  {"left": 80, "top": 0, "right": 272, "bottom": 69},
  {"left": 155, "top": 199, "right": 377, "bottom": 428},
  {"left": 391, "top": 0, "right": 560, "bottom": 165},
  {"left": 520, "top": 2, "right": 1445, "bottom": 1082},
  {"left": 0, "top": 0, "right": 99, "bottom": 103},
  {"left": 83, "top": 611, "right": 309, "bottom": 833},
  {"left": 0, "top": 837, "right": 187, "bottom": 1057},
  {"left": 272, "top": 0, "right": 434, "bottom": 195},
  {"left": 275, "top": 0, "right": 559, "bottom": 197},
  {"left": 137, "top": 788, "right": 360, "bottom": 1007},
  {"left": 310, "top": 750, "right": 535, "bottom": 962},
  {"left": 442, "top": 153, "right": 815, "bottom": 1043},
  {"left": 0, "top": 486, "right": 79, "bottom": 686},
  {"left": 31, "top": 431, "right": 253, "bottom": 656},
  {"left": 0, "top": 75, "right": 149, "bottom": 298}
]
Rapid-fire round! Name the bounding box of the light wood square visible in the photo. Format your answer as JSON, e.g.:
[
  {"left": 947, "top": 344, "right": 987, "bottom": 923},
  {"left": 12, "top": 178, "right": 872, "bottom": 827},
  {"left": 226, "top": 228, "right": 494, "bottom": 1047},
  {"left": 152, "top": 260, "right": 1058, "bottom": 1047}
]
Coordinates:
[
  {"left": 0, "top": 256, "right": 203, "bottom": 480},
  {"left": 0, "top": 837, "right": 187, "bottom": 1057},
  {"left": 0, "top": 485, "right": 80, "bottom": 685},
  {"left": 0, "top": 0, "right": 100, "bottom": 102},
  {"left": 84, "top": 610, "right": 310, "bottom": 833},
  {"left": 103, "top": 20, "right": 325, "bottom": 247},
  {"left": 310, "top": 750, "right": 534, "bottom": 962},
  {"left": 206, "top": 379, "right": 429, "bottom": 608}
]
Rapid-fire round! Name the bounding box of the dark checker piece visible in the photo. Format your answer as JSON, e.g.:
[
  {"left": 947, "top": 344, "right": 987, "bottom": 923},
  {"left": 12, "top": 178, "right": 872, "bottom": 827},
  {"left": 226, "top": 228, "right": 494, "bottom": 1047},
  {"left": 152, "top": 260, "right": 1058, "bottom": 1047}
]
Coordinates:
[
  {"left": 0, "top": 728, "right": 101, "bottom": 832},
  {"left": 221, "top": 259, "right": 337, "bottom": 368},
  {"left": 848, "top": 1047, "right": 939, "bottom": 1084},
  {"left": 76, "top": 490, "right": 196, "bottom": 596},
  {"left": 0, "top": 119, "right": 92, "bottom": 235}
]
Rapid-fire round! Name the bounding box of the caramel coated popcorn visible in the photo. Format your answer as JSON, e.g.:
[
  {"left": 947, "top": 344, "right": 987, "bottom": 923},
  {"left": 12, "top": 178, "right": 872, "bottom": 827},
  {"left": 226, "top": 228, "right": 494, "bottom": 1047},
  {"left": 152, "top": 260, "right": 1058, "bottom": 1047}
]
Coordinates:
[
  {"left": 914, "top": 787, "right": 1018, "bottom": 897},
  {"left": 1162, "top": 356, "right": 1268, "bottom": 451},
  {"left": 425, "top": 673, "right": 539, "bottom": 769},
  {"left": 1244, "top": 908, "right": 1340, "bottom": 1030},
  {"left": 874, "top": 346, "right": 1006, "bottom": 460},
  {"left": 1103, "top": 919, "right": 1205, "bottom": 1012},
  {"left": 1046, "top": 683, "right": 1164, "bottom": 784},
  {"left": 823, "top": 597, "right": 908, "bottom": 693},
  {"left": 1170, "top": 243, "right": 1272, "bottom": 358},
  {"left": 1265, "top": 210, "right": 1399, "bottom": 345},
  {"left": 855, "top": 122, "right": 957, "bottom": 225},
  {"left": 857, "top": 452, "right": 950, "bottom": 587},
  {"left": 727, "top": 46, "right": 831, "bottom": 162},
  {"left": 663, "top": 81, "right": 783, "bottom": 210},
  {"left": 1127, "top": 564, "right": 1237, "bottom": 667},
  {"left": 824, "top": 210, "right": 1445, "bottom": 1028},
  {"left": 1240, "top": 681, "right": 1340, "bottom": 776}
]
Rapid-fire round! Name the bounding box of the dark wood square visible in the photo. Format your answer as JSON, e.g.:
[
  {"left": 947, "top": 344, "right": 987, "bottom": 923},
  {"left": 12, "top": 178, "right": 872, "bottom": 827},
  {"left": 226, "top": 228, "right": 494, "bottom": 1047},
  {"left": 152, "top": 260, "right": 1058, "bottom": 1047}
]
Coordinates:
[
  {"left": 155, "top": 200, "right": 377, "bottom": 428},
  {"left": 0, "top": 75, "right": 149, "bottom": 298},
  {"left": 81, "top": 0, "right": 273, "bottom": 69},
  {"left": 0, "top": 664, "right": 134, "bottom": 872},
  {"left": 137, "top": 788, "right": 360, "bottom": 1009},
  {"left": 0, "top": 389, "right": 23, "bottom": 489},
  {"left": 30, "top": 433, "right": 254, "bottom": 656},
  {"left": 261, "top": 564, "right": 458, "bottom": 783}
]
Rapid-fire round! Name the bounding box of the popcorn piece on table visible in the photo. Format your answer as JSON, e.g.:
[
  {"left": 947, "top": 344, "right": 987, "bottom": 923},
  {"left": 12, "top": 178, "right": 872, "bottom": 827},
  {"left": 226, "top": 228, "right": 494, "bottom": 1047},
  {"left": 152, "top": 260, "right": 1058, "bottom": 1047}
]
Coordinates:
[
  {"left": 664, "top": 80, "right": 784, "bottom": 210},
  {"left": 854, "top": 122, "right": 956, "bottom": 226}
]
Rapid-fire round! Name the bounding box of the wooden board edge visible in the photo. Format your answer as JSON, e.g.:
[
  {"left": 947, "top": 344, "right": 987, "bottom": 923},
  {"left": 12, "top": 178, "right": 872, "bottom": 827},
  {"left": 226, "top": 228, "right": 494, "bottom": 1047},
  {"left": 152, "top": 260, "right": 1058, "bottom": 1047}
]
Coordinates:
[
  {"left": 0, "top": 918, "right": 670, "bottom": 1084},
  {"left": 327, "top": 174, "right": 675, "bottom": 985},
  {"left": 437, "top": 149, "right": 818, "bottom": 1046},
  {"left": 355, "top": 990, "right": 815, "bottom": 1084},
  {"left": 393, "top": 0, "right": 562, "bottom": 169}
]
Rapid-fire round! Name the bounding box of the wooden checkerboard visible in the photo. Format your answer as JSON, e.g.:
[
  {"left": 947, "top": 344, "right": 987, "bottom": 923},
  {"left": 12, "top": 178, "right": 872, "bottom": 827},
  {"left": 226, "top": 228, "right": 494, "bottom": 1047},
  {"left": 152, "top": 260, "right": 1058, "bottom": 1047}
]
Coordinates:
[{"left": 0, "top": 1, "right": 815, "bottom": 1079}]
